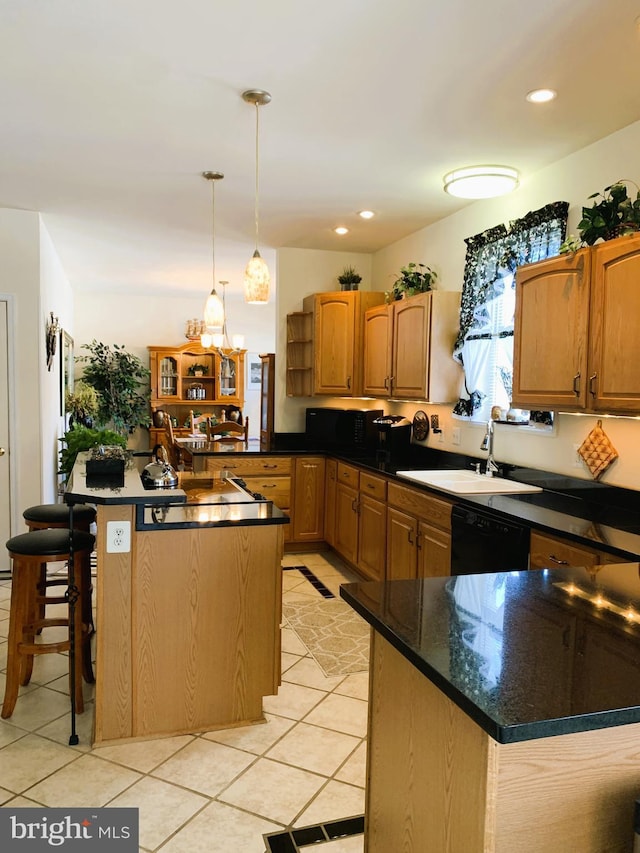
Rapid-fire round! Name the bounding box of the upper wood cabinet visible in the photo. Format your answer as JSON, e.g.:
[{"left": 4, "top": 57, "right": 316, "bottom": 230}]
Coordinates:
[
  {"left": 302, "top": 291, "right": 385, "bottom": 396},
  {"left": 512, "top": 234, "right": 640, "bottom": 413},
  {"left": 363, "top": 291, "right": 462, "bottom": 401}
]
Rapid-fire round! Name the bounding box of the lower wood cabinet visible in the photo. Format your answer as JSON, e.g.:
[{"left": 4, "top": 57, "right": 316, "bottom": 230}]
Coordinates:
[
  {"left": 292, "top": 456, "right": 325, "bottom": 542},
  {"left": 357, "top": 485, "right": 387, "bottom": 583},
  {"left": 529, "top": 530, "right": 626, "bottom": 570},
  {"left": 335, "top": 479, "right": 359, "bottom": 565},
  {"left": 324, "top": 458, "right": 337, "bottom": 546},
  {"left": 387, "top": 482, "right": 453, "bottom": 579},
  {"left": 333, "top": 464, "right": 388, "bottom": 581}
]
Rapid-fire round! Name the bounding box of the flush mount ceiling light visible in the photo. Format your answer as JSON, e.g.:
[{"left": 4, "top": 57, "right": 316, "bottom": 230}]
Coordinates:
[
  {"left": 443, "top": 165, "right": 519, "bottom": 199},
  {"left": 526, "top": 88, "right": 557, "bottom": 103},
  {"left": 201, "top": 171, "right": 225, "bottom": 339},
  {"left": 358, "top": 210, "right": 375, "bottom": 219},
  {"left": 334, "top": 226, "right": 349, "bottom": 235},
  {"left": 242, "top": 88, "right": 271, "bottom": 305}
]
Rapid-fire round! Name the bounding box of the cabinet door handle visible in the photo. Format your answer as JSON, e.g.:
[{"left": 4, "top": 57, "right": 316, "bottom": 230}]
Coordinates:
[
  {"left": 589, "top": 373, "right": 597, "bottom": 397},
  {"left": 346, "top": 375, "right": 351, "bottom": 390},
  {"left": 389, "top": 375, "right": 394, "bottom": 392},
  {"left": 572, "top": 372, "right": 580, "bottom": 396},
  {"left": 262, "top": 464, "right": 278, "bottom": 469},
  {"left": 548, "top": 554, "right": 570, "bottom": 566},
  {"left": 351, "top": 498, "right": 359, "bottom": 513},
  {"left": 384, "top": 376, "right": 389, "bottom": 390},
  {"left": 416, "top": 532, "right": 422, "bottom": 550},
  {"left": 366, "top": 483, "right": 375, "bottom": 490},
  {"left": 407, "top": 529, "right": 414, "bottom": 545},
  {"left": 562, "top": 625, "right": 572, "bottom": 648},
  {"left": 262, "top": 484, "right": 278, "bottom": 489}
]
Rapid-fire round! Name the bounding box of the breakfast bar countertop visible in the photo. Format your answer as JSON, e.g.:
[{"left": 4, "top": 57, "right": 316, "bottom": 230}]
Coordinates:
[{"left": 341, "top": 561, "right": 640, "bottom": 744}]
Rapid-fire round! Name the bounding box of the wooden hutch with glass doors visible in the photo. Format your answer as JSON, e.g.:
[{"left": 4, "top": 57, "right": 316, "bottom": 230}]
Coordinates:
[{"left": 148, "top": 341, "right": 245, "bottom": 446}]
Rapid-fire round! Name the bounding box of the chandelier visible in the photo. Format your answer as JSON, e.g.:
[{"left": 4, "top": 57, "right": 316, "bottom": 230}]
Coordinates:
[{"left": 242, "top": 89, "right": 271, "bottom": 304}]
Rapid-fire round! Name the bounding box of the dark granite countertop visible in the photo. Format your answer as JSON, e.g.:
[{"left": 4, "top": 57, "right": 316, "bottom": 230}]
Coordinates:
[{"left": 341, "top": 562, "right": 640, "bottom": 743}]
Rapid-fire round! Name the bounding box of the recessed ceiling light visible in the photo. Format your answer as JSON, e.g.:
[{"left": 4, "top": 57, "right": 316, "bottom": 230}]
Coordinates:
[
  {"left": 358, "top": 210, "right": 375, "bottom": 219},
  {"left": 334, "top": 226, "right": 349, "bottom": 235},
  {"left": 526, "top": 88, "right": 557, "bottom": 104},
  {"left": 443, "top": 166, "right": 519, "bottom": 199}
]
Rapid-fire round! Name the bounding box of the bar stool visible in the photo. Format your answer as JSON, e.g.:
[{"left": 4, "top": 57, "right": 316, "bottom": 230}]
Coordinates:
[
  {"left": 2, "top": 528, "right": 95, "bottom": 719},
  {"left": 22, "top": 503, "right": 96, "bottom": 638}
]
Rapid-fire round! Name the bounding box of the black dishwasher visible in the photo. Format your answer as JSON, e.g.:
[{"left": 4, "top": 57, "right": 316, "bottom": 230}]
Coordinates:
[{"left": 450, "top": 505, "right": 529, "bottom": 574}]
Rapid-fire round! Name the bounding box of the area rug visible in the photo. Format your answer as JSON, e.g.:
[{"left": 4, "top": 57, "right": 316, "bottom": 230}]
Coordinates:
[{"left": 282, "top": 598, "right": 370, "bottom": 678}]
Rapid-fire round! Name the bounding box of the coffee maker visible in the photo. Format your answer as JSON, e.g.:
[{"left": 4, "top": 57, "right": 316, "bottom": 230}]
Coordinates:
[{"left": 373, "top": 415, "right": 412, "bottom": 466}]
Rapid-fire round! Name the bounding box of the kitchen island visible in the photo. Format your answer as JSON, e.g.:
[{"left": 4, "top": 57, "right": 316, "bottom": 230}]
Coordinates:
[
  {"left": 342, "top": 564, "right": 640, "bottom": 853},
  {"left": 65, "top": 455, "right": 288, "bottom": 745}
]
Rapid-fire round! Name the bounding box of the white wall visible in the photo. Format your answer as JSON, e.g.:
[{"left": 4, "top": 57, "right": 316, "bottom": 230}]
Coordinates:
[
  {"left": 0, "top": 208, "right": 72, "bottom": 528},
  {"left": 73, "top": 285, "right": 276, "bottom": 443},
  {"left": 277, "top": 119, "right": 640, "bottom": 490}
]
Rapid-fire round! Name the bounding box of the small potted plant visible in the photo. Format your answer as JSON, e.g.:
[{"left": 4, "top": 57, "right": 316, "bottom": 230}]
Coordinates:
[
  {"left": 187, "top": 362, "right": 209, "bottom": 377},
  {"left": 577, "top": 180, "right": 640, "bottom": 245},
  {"left": 391, "top": 262, "right": 438, "bottom": 300},
  {"left": 337, "top": 266, "right": 362, "bottom": 291},
  {"left": 65, "top": 381, "right": 99, "bottom": 428}
]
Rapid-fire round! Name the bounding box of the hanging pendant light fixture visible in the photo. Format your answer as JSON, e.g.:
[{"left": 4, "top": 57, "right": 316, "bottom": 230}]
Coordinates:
[
  {"left": 209, "top": 281, "right": 245, "bottom": 354},
  {"left": 201, "top": 171, "right": 225, "bottom": 347},
  {"left": 242, "top": 88, "right": 271, "bottom": 304}
]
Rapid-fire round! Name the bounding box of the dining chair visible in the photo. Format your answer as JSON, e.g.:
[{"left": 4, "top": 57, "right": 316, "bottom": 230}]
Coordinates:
[
  {"left": 209, "top": 418, "right": 249, "bottom": 445},
  {"left": 189, "top": 411, "right": 215, "bottom": 439}
]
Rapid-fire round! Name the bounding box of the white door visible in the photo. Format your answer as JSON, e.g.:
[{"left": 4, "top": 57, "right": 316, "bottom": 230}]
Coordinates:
[{"left": 0, "top": 300, "right": 11, "bottom": 573}]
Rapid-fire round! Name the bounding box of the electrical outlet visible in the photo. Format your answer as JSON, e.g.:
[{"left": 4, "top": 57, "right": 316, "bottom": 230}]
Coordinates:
[
  {"left": 573, "top": 443, "right": 583, "bottom": 468},
  {"left": 106, "top": 520, "right": 131, "bottom": 553},
  {"left": 452, "top": 428, "right": 461, "bottom": 446},
  {"left": 438, "top": 429, "right": 445, "bottom": 443}
]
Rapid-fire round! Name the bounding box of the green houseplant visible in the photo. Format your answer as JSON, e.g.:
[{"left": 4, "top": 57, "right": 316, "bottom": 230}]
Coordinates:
[
  {"left": 337, "top": 266, "right": 362, "bottom": 291},
  {"left": 391, "top": 262, "right": 438, "bottom": 300},
  {"left": 187, "top": 362, "right": 209, "bottom": 377},
  {"left": 65, "top": 380, "right": 99, "bottom": 428},
  {"left": 58, "top": 424, "right": 127, "bottom": 481},
  {"left": 577, "top": 180, "right": 640, "bottom": 245},
  {"left": 76, "top": 341, "right": 151, "bottom": 436}
]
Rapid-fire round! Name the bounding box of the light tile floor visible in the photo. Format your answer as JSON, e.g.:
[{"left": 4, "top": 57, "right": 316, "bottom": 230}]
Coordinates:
[{"left": 0, "top": 552, "right": 366, "bottom": 852}]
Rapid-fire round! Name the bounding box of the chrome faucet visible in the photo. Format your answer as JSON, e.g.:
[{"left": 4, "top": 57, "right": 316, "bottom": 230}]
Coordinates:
[{"left": 480, "top": 419, "right": 499, "bottom": 477}]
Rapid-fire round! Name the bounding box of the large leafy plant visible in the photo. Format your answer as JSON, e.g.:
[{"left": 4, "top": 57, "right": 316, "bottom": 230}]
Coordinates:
[
  {"left": 76, "top": 341, "right": 151, "bottom": 436},
  {"left": 391, "top": 262, "right": 438, "bottom": 300},
  {"left": 59, "top": 424, "right": 127, "bottom": 480},
  {"left": 577, "top": 180, "right": 640, "bottom": 245}
]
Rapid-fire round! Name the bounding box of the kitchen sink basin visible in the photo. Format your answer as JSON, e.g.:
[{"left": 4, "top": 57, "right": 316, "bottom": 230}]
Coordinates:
[{"left": 395, "top": 469, "right": 543, "bottom": 496}]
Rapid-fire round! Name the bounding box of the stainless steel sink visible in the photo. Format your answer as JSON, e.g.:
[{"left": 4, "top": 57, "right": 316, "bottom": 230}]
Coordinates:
[{"left": 395, "top": 469, "right": 543, "bottom": 496}]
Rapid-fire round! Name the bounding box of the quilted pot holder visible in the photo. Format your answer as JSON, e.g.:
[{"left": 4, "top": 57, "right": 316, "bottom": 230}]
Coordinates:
[{"left": 578, "top": 419, "right": 618, "bottom": 480}]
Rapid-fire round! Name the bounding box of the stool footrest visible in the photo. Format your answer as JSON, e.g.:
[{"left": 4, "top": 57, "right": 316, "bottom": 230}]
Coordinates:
[{"left": 19, "top": 640, "right": 71, "bottom": 655}]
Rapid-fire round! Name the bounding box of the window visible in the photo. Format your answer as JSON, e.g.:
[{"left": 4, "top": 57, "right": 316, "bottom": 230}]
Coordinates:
[{"left": 452, "top": 201, "right": 569, "bottom": 423}]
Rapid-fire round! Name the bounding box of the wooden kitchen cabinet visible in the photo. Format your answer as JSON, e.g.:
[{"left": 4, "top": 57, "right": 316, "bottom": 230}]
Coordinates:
[
  {"left": 303, "top": 290, "right": 385, "bottom": 396},
  {"left": 285, "top": 312, "right": 313, "bottom": 398},
  {"left": 324, "top": 458, "right": 337, "bottom": 546},
  {"left": 292, "top": 456, "right": 325, "bottom": 542},
  {"left": 529, "top": 531, "right": 604, "bottom": 571},
  {"left": 357, "top": 473, "right": 388, "bottom": 582},
  {"left": 512, "top": 234, "right": 640, "bottom": 413},
  {"left": 387, "top": 482, "right": 453, "bottom": 579},
  {"left": 335, "top": 480, "right": 359, "bottom": 565},
  {"left": 363, "top": 291, "right": 462, "bottom": 401}
]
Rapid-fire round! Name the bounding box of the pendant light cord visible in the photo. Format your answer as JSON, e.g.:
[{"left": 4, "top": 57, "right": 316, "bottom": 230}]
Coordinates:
[
  {"left": 254, "top": 102, "right": 260, "bottom": 252},
  {"left": 211, "top": 179, "right": 217, "bottom": 289}
]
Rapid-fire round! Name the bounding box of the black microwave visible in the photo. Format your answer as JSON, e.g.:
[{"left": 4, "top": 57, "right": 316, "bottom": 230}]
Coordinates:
[{"left": 305, "top": 407, "right": 383, "bottom": 451}]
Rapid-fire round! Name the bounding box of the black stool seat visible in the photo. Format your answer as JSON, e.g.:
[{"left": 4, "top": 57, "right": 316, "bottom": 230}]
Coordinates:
[
  {"left": 7, "top": 529, "right": 95, "bottom": 557},
  {"left": 23, "top": 504, "right": 96, "bottom": 526}
]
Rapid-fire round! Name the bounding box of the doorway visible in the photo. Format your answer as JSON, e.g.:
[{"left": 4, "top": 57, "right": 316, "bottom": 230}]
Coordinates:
[{"left": 0, "top": 299, "right": 13, "bottom": 574}]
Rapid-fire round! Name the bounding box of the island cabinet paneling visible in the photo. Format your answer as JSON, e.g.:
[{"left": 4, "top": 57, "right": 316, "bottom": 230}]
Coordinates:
[
  {"left": 386, "top": 482, "right": 453, "bottom": 579},
  {"left": 131, "top": 525, "right": 282, "bottom": 739},
  {"left": 367, "top": 632, "right": 640, "bottom": 853},
  {"left": 513, "top": 233, "right": 640, "bottom": 413}
]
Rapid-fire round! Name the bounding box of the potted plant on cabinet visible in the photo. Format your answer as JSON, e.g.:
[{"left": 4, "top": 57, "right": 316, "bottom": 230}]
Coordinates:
[
  {"left": 577, "top": 180, "right": 640, "bottom": 245},
  {"left": 187, "top": 362, "right": 209, "bottom": 377},
  {"left": 337, "top": 266, "right": 362, "bottom": 291},
  {"left": 391, "top": 262, "right": 438, "bottom": 300}
]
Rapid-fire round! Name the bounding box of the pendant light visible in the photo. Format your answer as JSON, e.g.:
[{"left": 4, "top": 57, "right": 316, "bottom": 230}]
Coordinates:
[
  {"left": 201, "top": 171, "right": 225, "bottom": 347},
  {"left": 210, "top": 281, "right": 245, "bottom": 353},
  {"left": 242, "top": 88, "right": 271, "bottom": 304}
]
